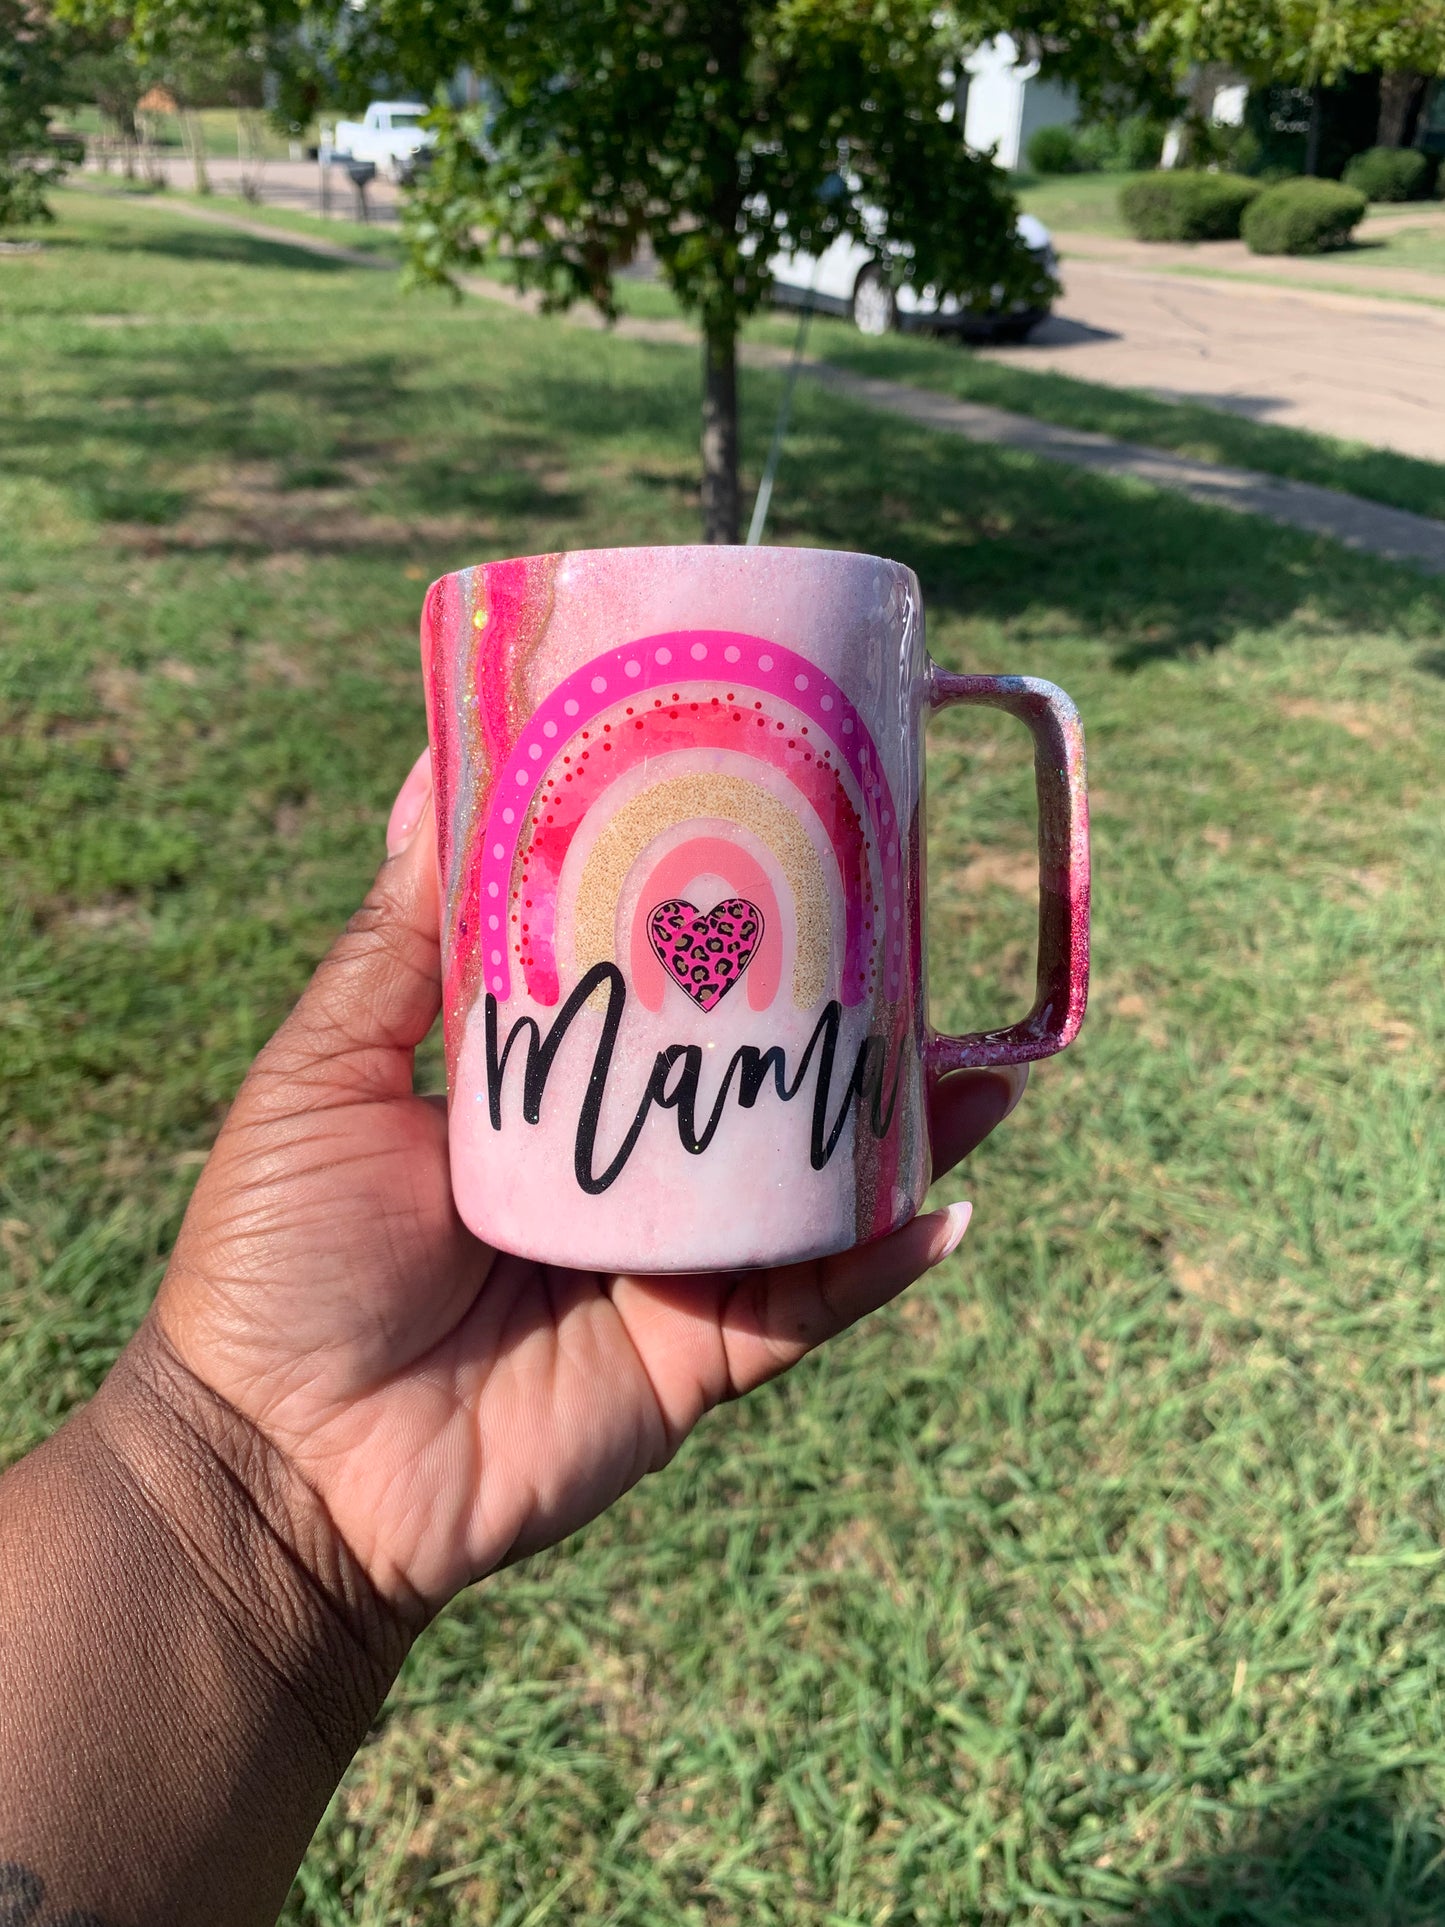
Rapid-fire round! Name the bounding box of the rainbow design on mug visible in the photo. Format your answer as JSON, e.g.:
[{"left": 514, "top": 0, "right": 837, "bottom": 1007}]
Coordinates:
[{"left": 424, "top": 556, "right": 906, "bottom": 1041}]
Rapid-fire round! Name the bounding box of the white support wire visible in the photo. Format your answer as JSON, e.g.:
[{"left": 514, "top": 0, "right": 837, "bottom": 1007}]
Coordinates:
[{"left": 746, "top": 260, "right": 822, "bottom": 548}]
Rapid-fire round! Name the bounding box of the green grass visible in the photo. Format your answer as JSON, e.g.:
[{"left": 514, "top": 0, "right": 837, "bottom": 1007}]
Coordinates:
[
  {"left": 1014, "top": 172, "right": 1445, "bottom": 266},
  {"left": 1364, "top": 220, "right": 1445, "bottom": 274},
  {"left": 1160, "top": 263, "right": 1445, "bottom": 314},
  {"left": 65, "top": 102, "right": 305, "bottom": 161},
  {"left": 1014, "top": 172, "right": 1147, "bottom": 236},
  {"left": 4, "top": 191, "right": 1445, "bottom": 1926},
  {"left": 1015, "top": 172, "right": 1445, "bottom": 303},
  {"left": 154, "top": 183, "right": 408, "bottom": 263}
]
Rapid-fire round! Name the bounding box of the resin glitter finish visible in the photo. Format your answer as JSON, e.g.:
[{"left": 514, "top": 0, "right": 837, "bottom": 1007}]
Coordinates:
[
  {"left": 423, "top": 553, "right": 557, "bottom": 1072},
  {"left": 420, "top": 546, "right": 1089, "bottom": 1274}
]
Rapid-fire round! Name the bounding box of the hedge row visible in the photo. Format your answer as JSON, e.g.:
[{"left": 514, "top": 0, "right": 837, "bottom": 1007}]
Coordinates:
[
  {"left": 1119, "top": 172, "right": 1261, "bottom": 242},
  {"left": 1118, "top": 170, "right": 1370, "bottom": 253},
  {"left": 1026, "top": 118, "right": 1165, "bottom": 176},
  {"left": 1341, "top": 147, "right": 1433, "bottom": 203}
]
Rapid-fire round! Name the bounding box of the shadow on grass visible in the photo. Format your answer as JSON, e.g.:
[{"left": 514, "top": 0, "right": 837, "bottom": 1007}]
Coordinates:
[
  {"left": 1145, "top": 390, "right": 1291, "bottom": 424},
  {"left": 111, "top": 222, "right": 356, "bottom": 275},
  {"left": 1118, "top": 1789, "right": 1445, "bottom": 1927}
]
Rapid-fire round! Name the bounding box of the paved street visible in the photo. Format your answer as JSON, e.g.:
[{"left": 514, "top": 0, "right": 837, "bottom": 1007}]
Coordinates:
[
  {"left": 90, "top": 154, "right": 405, "bottom": 224},
  {"left": 986, "top": 247, "right": 1445, "bottom": 463}
]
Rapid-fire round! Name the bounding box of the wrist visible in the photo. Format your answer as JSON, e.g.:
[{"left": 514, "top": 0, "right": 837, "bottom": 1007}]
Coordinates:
[
  {"left": 81, "top": 1316, "right": 422, "bottom": 1749},
  {"left": 0, "top": 1321, "right": 421, "bottom": 1925}
]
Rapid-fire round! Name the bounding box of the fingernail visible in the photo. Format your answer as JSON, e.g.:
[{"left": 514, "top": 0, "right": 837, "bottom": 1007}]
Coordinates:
[
  {"left": 932, "top": 1200, "right": 973, "bottom": 1263},
  {"left": 386, "top": 747, "right": 433, "bottom": 856}
]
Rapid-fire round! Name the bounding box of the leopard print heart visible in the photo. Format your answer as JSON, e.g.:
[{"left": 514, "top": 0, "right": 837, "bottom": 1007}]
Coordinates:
[{"left": 647, "top": 898, "right": 764, "bottom": 1013}]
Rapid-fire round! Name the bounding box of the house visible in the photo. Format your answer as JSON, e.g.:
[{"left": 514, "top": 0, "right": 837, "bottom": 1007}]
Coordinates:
[{"left": 960, "top": 35, "right": 1078, "bottom": 172}]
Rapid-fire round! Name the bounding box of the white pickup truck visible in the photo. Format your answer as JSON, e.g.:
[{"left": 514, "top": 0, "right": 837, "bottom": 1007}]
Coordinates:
[{"left": 331, "top": 102, "right": 434, "bottom": 183}]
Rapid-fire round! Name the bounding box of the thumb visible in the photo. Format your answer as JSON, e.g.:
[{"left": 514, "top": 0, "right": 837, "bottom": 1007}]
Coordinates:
[{"left": 251, "top": 748, "right": 441, "bottom": 1107}]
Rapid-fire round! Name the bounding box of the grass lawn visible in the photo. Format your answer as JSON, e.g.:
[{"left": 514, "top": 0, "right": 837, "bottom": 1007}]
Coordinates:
[
  {"left": 131, "top": 179, "right": 410, "bottom": 264},
  {"left": 1013, "top": 172, "right": 1445, "bottom": 265},
  {"left": 5, "top": 191, "right": 1445, "bottom": 1926},
  {"left": 1014, "top": 173, "right": 1445, "bottom": 309},
  {"left": 1014, "top": 173, "right": 1146, "bottom": 237},
  {"left": 65, "top": 103, "right": 305, "bottom": 161},
  {"left": 1366, "top": 220, "right": 1445, "bottom": 274}
]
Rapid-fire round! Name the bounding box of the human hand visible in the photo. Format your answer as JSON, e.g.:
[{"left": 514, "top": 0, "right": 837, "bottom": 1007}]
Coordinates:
[{"left": 146, "top": 749, "right": 1025, "bottom": 1613}]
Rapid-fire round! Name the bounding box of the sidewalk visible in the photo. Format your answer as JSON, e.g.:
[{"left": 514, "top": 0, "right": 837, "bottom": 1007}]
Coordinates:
[
  {"left": 88, "top": 191, "right": 1445, "bottom": 579},
  {"left": 796, "top": 363, "right": 1445, "bottom": 575}
]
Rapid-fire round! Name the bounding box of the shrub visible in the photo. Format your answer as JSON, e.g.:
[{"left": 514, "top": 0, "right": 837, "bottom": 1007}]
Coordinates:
[
  {"left": 1341, "top": 146, "right": 1430, "bottom": 202},
  {"left": 1116, "top": 115, "right": 1167, "bottom": 172},
  {"left": 1027, "top": 124, "right": 1082, "bottom": 175},
  {"left": 1119, "top": 171, "right": 1262, "bottom": 242},
  {"left": 0, "top": 163, "right": 54, "bottom": 231},
  {"left": 1073, "top": 115, "right": 1167, "bottom": 173},
  {"left": 1242, "top": 177, "right": 1367, "bottom": 254},
  {"left": 1071, "top": 122, "right": 1113, "bottom": 171}
]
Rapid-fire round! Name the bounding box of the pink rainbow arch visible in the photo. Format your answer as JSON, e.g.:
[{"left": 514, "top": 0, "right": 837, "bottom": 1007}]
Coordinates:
[{"left": 475, "top": 630, "right": 904, "bottom": 1004}]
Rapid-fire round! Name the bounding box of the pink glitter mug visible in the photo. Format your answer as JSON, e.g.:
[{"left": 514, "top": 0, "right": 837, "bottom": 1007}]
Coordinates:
[{"left": 421, "top": 545, "right": 1089, "bottom": 1273}]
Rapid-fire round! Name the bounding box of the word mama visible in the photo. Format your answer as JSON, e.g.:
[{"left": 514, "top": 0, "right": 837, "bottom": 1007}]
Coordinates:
[{"left": 484, "top": 963, "right": 903, "bottom": 1194}]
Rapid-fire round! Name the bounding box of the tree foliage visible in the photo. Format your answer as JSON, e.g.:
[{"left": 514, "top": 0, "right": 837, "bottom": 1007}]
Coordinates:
[
  {"left": 394, "top": 0, "right": 1049, "bottom": 537},
  {"left": 58, "top": 0, "right": 334, "bottom": 134},
  {"left": 953, "top": 0, "right": 1179, "bottom": 119},
  {"left": 64, "top": 0, "right": 1052, "bottom": 538},
  {"left": 1137, "top": 0, "right": 1445, "bottom": 87},
  {"left": 401, "top": 2, "right": 1046, "bottom": 322},
  {"left": 0, "top": 1, "right": 76, "bottom": 225}
]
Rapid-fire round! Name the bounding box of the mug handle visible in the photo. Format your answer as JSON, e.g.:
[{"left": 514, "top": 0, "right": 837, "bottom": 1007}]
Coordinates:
[{"left": 926, "top": 670, "right": 1090, "bottom": 1073}]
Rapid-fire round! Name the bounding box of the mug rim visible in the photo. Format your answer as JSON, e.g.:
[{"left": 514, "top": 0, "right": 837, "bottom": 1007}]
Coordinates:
[{"left": 429, "top": 542, "right": 914, "bottom": 585}]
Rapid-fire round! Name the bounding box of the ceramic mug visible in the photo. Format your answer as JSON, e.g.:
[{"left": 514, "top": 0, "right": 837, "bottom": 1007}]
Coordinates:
[{"left": 420, "top": 545, "right": 1088, "bottom": 1273}]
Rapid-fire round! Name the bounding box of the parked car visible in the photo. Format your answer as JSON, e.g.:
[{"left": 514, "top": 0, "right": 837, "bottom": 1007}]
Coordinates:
[
  {"left": 768, "top": 211, "right": 1056, "bottom": 342},
  {"left": 332, "top": 102, "right": 435, "bottom": 184}
]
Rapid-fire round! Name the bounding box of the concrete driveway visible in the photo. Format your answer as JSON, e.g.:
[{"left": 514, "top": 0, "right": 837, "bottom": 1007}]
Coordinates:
[{"left": 989, "top": 247, "right": 1445, "bottom": 463}]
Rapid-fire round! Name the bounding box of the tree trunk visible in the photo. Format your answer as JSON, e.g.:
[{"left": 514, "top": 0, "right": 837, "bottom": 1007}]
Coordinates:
[
  {"left": 237, "top": 109, "right": 266, "bottom": 203},
  {"left": 700, "top": 313, "right": 740, "bottom": 545},
  {"left": 181, "top": 109, "right": 210, "bottom": 194},
  {"left": 1378, "top": 70, "right": 1427, "bottom": 149}
]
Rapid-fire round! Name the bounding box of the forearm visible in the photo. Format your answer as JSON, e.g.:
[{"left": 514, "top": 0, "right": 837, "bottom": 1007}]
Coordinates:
[{"left": 0, "top": 1327, "right": 416, "bottom": 1927}]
